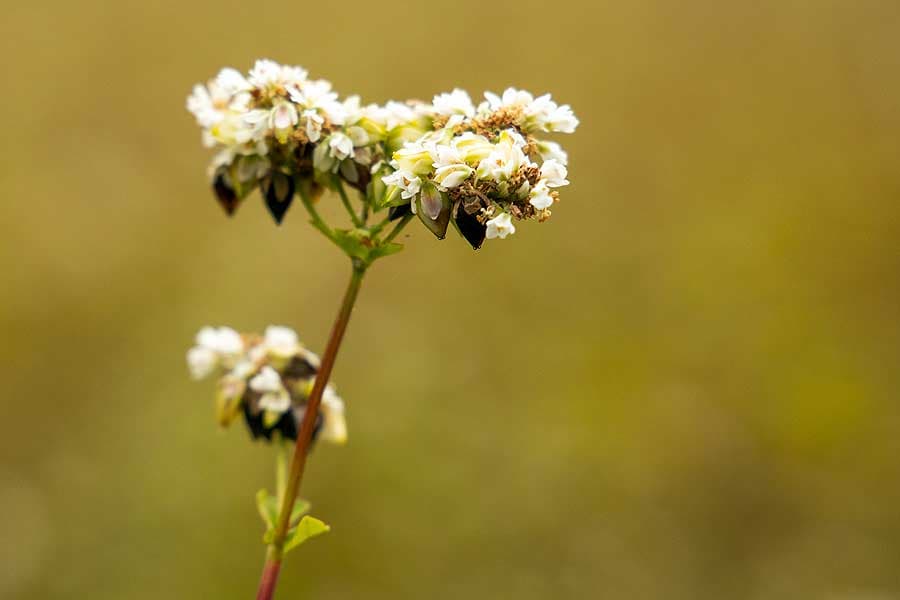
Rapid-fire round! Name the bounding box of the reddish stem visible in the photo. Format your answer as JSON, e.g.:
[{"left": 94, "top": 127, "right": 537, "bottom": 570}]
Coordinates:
[
  {"left": 254, "top": 262, "right": 367, "bottom": 600},
  {"left": 256, "top": 556, "right": 281, "bottom": 600}
]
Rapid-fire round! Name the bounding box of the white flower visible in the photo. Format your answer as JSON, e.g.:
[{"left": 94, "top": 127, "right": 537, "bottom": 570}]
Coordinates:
[
  {"left": 263, "top": 325, "right": 300, "bottom": 358},
  {"left": 482, "top": 87, "right": 534, "bottom": 112},
  {"left": 187, "top": 84, "right": 221, "bottom": 128},
  {"left": 250, "top": 366, "right": 291, "bottom": 416},
  {"left": 250, "top": 365, "right": 284, "bottom": 392},
  {"left": 532, "top": 98, "right": 578, "bottom": 133},
  {"left": 187, "top": 346, "right": 217, "bottom": 379},
  {"left": 197, "top": 326, "right": 244, "bottom": 356},
  {"left": 186, "top": 70, "right": 251, "bottom": 131},
  {"left": 346, "top": 125, "right": 369, "bottom": 147},
  {"left": 187, "top": 326, "right": 244, "bottom": 379},
  {"left": 475, "top": 129, "right": 530, "bottom": 184},
  {"left": 452, "top": 132, "right": 494, "bottom": 164},
  {"left": 248, "top": 59, "right": 283, "bottom": 88},
  {"left": 433, "top": 164, "right": 473, "bottom": 189},
  {"left": 248, "top": 59, "right": 308, "bottom": 90},
  {"left": 392, "top": 142, "right": 434, "bottom": 175},
  {"left": 485, "top": 212, "right": 516, "bottom": 239},
  {"left": 540, "top": 159, "right": 569, "bottom": 188},
  {"left": 479, "top": 88, "right": 579, "bottom": 134},
  {"left": 279, "top": 65, "right": 310, "bottom": 89},
  {"left": 535, "top": 140, "right": 568, "bottom": 165},
  {"left": 328, "top": 132, "right": 355, "bottom": 161},
  {"left": 529, "top": 180, "right": 554, "bottom": 210},
  {"left": 432, "top": 89, "right": 475, "bottom": 118},
  {"left": 324, "top": 95, "right": 360, "bottom": 127},
  {"left": 213, "top": 67, "right": 251, "bottom": 96},
  {"left": 269, "top": 102, "right": 298, "bottom": 144},
  {"left": 319, "top": 385, "right": 347, "bottom": 444},
  {"left": 301, "top": 109, "right": 324, "bottom": 142},
  {"left": 381, "top": 170, "right": 421, "bottom": 200},
  {"left": 289, "top": 79, "right": 336, "bottom": 108}
]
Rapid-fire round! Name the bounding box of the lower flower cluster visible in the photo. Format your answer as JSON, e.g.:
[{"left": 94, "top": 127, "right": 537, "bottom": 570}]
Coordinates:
[{"left": 187, "top": 325, "right": 346, "bottom": 444}]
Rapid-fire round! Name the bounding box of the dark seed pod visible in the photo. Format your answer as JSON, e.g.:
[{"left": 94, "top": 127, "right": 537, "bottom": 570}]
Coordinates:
[
  {"left": 212, "top": 168, "right": 240, "bottom": 216},
  {"left": 260, "top": 171, "right": 295, "bottom": 225},
  {"left": 282, "top": 355, "right": 317, "bottom": 380},
  {"left": 453, "top": 201, "right": 486, "bottom": 250},
  {"left": 241, "top": 400, "right": 323, "bottom": 443}
]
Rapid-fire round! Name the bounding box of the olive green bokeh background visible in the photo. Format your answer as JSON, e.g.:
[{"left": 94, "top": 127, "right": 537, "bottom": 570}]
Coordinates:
[{"left": 2, "top": 1, "right": 899, "bottom": 598}]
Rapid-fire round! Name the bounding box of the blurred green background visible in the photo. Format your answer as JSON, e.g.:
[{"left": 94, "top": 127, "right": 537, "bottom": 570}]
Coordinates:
[{"left": 2, "top": 1, "right": 899, "bottom": 598}]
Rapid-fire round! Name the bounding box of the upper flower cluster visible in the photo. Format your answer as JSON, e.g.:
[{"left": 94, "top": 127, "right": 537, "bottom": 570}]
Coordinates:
[
  {"left": 187, "top": 325, "right": 346, "bottom": 445},
  {"left": 187, "top": 60, "right": 577, "bottom": 248},
  {"left": 382, "top": 87, "right": 577, "bottom": 247}
]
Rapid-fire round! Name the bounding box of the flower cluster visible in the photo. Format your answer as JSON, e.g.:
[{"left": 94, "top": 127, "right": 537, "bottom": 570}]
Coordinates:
[
  {"left": 382, "top": 87, "right": 577, "bottom": 247},
  {"left": 187, "top": 325, "right": 346, "bottom": 444},
  {"left": 187, "top": 60, "right": 577, "bottom": 248}
]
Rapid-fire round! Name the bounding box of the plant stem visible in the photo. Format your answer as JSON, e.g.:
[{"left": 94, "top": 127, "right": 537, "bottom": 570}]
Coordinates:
[
  {"left": 298, "top": 186, "right": 338, "bottom": 245},
  {"left": 255, "top": 261, "right": 368, "bottom": 600},
  {"left": 383, "top": 213, "right": 414, "bottom": 244},
  {"left": 336, "top": 180, "right": 364, "bottom": 227}
]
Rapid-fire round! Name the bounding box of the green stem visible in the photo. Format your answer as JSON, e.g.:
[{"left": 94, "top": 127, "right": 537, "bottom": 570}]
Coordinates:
[
  {"left": 367, "top": 213, "right": 393, "bottom": 236},
  {"left": 335, "top": 179, "right": 364, "bottom": 228},
  {"left": 298, "top": 185, "right": 337, "bottom": 244},
  {"left": 382, "top": 213, "right": 414, "bottom": 244},
  {"left": 255, "top": 261, "right": 368, "bottom": 600},
  {"left": 275, "top": 440, "right": 287, "bottom": 505}
]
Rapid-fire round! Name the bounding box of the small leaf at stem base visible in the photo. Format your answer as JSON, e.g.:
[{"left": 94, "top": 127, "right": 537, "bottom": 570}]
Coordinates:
[{"left": 283, "top": 516, "right": 330, "bottom": 554}]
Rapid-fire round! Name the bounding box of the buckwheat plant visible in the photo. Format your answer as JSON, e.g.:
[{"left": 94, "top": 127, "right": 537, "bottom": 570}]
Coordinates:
[{"left": 186, "top": 59, "right": 577, "bottom": 599}]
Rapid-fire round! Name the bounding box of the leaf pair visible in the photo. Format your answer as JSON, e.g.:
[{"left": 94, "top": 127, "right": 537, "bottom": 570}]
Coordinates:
[
  {"left": 256, "top": 489, "right": 330, "bottom": 554},
  {"left": 331, "top": 229, "right": 404, "bottom": 264}
]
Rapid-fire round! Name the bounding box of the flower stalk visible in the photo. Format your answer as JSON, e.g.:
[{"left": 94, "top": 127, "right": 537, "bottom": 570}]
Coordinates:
[{"left": 255, "top": 260, "right": 367, "bottom": 600}]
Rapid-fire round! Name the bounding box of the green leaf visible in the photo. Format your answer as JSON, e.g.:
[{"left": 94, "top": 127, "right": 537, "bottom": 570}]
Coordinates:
[
  {"left": 368, "top": 242, "right": 404, "bottom": 260},
  {"left": 332, "top": 229, "right": 375, "bottom": 261},
  {"left": 257, "top": 490, "right": 311, "bottom": 531},
  {"left": 290, "top": 498, "right": 311, "bottom": 525},
  {"left": 283, "top": 516, "right": 330, "bottom": 554},
  {"left": 256, "top": 489, "right": 279, "bottom": 528}
]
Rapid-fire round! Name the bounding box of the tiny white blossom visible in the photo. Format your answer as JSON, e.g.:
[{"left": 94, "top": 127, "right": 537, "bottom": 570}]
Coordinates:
[
  {"left": 392, "top": 142, "right": 434, "bottom": 175},
  {"left": 319, "top": 385, "right": 347, "bottom": 444},
  {"left": 263, "top": 325, "right": 300, "bottom": 358},
  {"left": 529, "top": 180, "right": 554, "bottom": 210},
  {"left": 269, "top": 102, "right": 298, "bottom": 144},
  {"left": 197, "top": 326, "right": 244, "bottom": 356},
  {"left": 535, "top": 140, "right": 568, "bottom": 165},
  {"left": 482, "top": 87, "right": 534, "bottom": 112},
  {"left": 187, "top": 346, "right": 217, "bottom": 380},
  {"left": 382, "top": 170, "right": 421, "bottom": 200},
  {"left": 535, "top": 99, "right": 579, "bottom": 133},
  {"left": 300, "top": 109, "right": 324, "bottom": 142},
  {"left": 248, "top": 59, "right": 308, "bottom": 90},
  {"left": 214, "top": 67, "right": 251, "bottom": 96},
  {"left": 328, "top": 132, "right": 355, "bottom": 161},
  {"left": 475, "top": 129, "right": 531, "bottom": 184},
  {"left": 258, "top": 392, "right": 291, "bottom": 415},
  {"left": 485, "top": 212, "right": 516, "bottom": 240},
  {"left": 187, "top": 326, "right": 244, "bottom": 378},
  {"left": 250, "top": 366, "right": 291, "bottom": 414},
  {"left": 432, "top": 88, "right": 475, "bottom": 118},
  {"left": 540, "top": 159, "right": 569, "bottom": 188}
]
